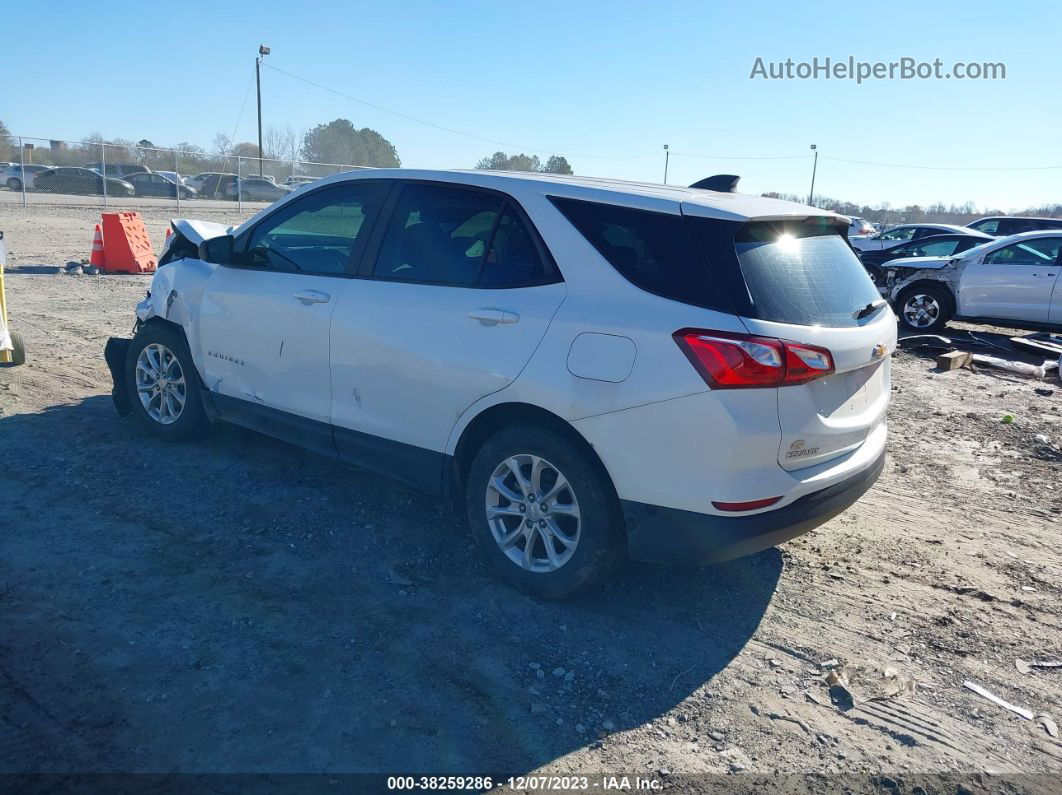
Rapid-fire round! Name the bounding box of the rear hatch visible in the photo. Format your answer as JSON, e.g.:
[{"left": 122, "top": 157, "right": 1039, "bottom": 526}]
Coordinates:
[{"left": 685, "top": 213, "right": 895, "bottom": 471}]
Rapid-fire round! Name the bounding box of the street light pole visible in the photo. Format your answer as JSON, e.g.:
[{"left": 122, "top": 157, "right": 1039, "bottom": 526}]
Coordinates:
[
  {"left": 256, "top": 45, "right": 270, "bottom": 177},
  {"left": 663, "top": 144, "right": 670, "bottom": 185},
  {"left": 808, "top": 144, "right": 818, "bottom": 206}
]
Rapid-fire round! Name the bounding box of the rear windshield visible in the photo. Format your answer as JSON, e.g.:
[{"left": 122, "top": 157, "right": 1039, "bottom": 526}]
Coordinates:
[
  {"left": 688, "top": 217, "right": 883, "bottom": 328},
  {"left": 731, "top": 219, "right": 882, "bottom": 327}
]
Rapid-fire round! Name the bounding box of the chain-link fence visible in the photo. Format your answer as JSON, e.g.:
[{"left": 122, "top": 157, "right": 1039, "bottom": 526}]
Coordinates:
[{"left": 0, "top": 136, "right": 367, "bottom": 212}]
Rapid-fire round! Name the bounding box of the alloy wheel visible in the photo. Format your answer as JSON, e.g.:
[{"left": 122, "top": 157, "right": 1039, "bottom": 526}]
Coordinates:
[
  {"left": 902, "top": 294, "right": 940, "bottom": 329},
  {"left": 485, "top": 453, "right": 581, "bottom": 573},
  {"left": 135, "top": 343, "right": 187, "bottom": 425}
]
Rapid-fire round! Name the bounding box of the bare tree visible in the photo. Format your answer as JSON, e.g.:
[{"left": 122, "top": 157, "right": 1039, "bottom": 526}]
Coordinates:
[{"left": 264, "top": 125, "right": 299, "bottom": 162}]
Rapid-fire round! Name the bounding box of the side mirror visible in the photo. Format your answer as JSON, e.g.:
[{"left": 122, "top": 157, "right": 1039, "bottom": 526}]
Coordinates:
[{"left": 199, "top": 234, "right": 236, "bottom": 265}]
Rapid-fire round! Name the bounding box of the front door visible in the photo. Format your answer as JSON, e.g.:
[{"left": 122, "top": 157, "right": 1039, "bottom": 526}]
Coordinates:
[
  {"left": 329, "top": 182, "right": 566, "bottom": 491},
  {"left": 197, "top": 181, "right": 388, "bottom": 451},
  {"left": 959, "top": 237, "right": 1062, "bottom": 323}
]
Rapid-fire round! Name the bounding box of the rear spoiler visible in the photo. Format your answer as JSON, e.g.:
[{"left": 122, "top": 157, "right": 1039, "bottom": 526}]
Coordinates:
[{"left": 689, "top": 175, "right": 740, "bottom": 193}]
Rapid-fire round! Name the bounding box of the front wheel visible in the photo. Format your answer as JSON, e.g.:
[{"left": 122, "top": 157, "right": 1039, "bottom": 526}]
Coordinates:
[
  {"left": 465, "top": 425, "right": 624, "bottom": 599},
  {"left": 125, "top": 323, "right": 208, "bottom": 441},
  {"left": 6, "top": 178, "right": 22, "bottom": 191},
  {"left": 895, "top": 284, "right": 952, "bottom": 333}
]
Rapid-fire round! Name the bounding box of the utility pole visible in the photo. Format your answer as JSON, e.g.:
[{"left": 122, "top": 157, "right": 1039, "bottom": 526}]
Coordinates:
[
  {"left": 663, "top": 144, "right": 670, "bottom": 185},
  {"left": 808, "top": 144, "right": 818, "bottom": 206},
  {"left": 256, "top": 45, "right": 270, "bottom": 177}
]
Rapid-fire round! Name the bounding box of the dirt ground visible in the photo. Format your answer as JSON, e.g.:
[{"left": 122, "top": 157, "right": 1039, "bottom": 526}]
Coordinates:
[{"left": 1, "top": 205, "right": 1061, "bottom": 792}]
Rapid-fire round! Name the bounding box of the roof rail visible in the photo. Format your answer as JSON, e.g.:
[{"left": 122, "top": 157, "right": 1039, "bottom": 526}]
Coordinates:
[{"left": 689, "top": 174, "right": 740, "bottom": 193}]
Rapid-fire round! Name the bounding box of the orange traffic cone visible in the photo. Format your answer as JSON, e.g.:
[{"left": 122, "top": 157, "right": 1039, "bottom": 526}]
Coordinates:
[{"left": 89, "top": 224, "right": 105, "bottom": 267}]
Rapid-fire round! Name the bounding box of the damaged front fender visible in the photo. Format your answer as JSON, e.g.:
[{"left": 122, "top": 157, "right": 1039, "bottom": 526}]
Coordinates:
[{"left": 885, "top": 256, "right": 963, "bottom": 303}]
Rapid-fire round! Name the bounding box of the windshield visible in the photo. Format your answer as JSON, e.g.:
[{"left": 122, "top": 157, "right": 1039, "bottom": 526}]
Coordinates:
[{"left": 730, "top": 219, "right": 883, "bottom": 328}]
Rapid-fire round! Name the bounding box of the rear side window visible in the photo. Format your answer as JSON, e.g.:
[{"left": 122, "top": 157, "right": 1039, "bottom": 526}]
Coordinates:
[
  {"left": 712, "top": 218, "right": 883, "bottom": 328},
  {"left": 373, "top": 184, "right": 552, "bottom": 287},
  {"left": 549, "top": 197, "right": 729, "bottom": 311}
]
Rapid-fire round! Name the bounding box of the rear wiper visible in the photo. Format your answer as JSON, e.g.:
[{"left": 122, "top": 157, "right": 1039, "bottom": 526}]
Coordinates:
[{"left": 854, "top": 299, "right": 887, "bottom": 320}]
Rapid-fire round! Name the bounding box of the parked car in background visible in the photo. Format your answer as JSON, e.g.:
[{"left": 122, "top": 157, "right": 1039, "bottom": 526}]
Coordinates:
[
  {"left": 1, "top": 163, "right": 52, "bottom": 191},
  {"left": 35, "top": 167, "right": 135, "bottom": 197},
  {"left": 883, "top": 231, "right": 1062, "bottom": 332},
  {"left": 282, "top": 175, "right": 319, "bottom": 188},
  {"left": 154, "top": 170, "right": 190, "bottom": 186},
  {"left": 851, "top": 223, "right": 982, "bottom": 252},
  {"left": 858, "top": 231, "right": 995, "bottom": 286},
  {"left": 84, "top": 162, "right": 151, "bottom": 180},
  {"left": 114, "top": 169, "right": 892, "bottom": 597},
  {"left": 847, "top": 216, "right": 876, "bottom": 238},
  {"left": 966, "top": 216, "right": 1062, "bottom": 236},
  {"left": 189, "top": 172, "right": 239, "bottom": 200},
  {"left": 125, "top": 172, "right": 197, "bottom": 199},
  {"left": 226, "top": 176, "right": 293, "bottom": 202}
]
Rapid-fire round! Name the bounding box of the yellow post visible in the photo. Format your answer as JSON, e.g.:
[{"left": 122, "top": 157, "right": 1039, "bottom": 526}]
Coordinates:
[{"left": 0, "top": 240, "right": 11, "bottom": 365}]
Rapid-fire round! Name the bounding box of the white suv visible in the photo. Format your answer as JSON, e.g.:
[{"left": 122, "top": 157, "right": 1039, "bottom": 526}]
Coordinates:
[{"left": 107, "top": 170, "right": 894, "bottom": 598}]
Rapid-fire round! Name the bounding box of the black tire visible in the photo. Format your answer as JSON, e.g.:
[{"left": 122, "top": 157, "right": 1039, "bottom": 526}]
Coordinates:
[
  {"left": 895, "top": 284, "right": 953, "bottom": 333},
  {"left": 465, "top": 424, "right": 625, "bottom": 599},
  {"left": 6, "top": 178, "right": 22, "bottom": 191},
  {"left": 124, "top": 323, "right": 209, "bottom": 441}
]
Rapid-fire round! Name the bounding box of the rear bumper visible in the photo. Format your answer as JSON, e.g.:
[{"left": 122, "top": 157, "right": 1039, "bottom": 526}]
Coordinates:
[{"left": 622, "top": 449, "right": 885, "bottom": 565}]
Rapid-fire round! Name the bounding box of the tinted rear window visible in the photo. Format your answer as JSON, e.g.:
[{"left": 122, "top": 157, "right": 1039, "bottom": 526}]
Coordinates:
[
  {"left": 724, "top": 219, "right": 882, "bottom": 328},
  {"left": 549, "top": 197, "right": 730, "bottom": 311}
]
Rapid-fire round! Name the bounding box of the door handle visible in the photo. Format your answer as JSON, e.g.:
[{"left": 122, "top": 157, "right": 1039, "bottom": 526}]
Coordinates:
[
  {"left": 293, "top": 290, "right": 330, "bottom": 304},
  {"left": 469, "top": 308, "right": 519, "bottom": 325}
]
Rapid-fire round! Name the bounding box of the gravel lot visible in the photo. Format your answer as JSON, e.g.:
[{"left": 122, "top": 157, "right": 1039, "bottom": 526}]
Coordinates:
[{"left": 2, "top": 206, "right": 1061, "bottom": 791}]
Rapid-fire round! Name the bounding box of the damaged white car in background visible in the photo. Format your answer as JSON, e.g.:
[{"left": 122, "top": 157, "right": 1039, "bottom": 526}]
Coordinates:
[{"left": 882, "top": 231, "right": 1062, "bottom": 333}]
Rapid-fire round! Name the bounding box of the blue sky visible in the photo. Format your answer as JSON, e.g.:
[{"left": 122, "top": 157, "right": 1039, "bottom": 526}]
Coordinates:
[{"left": 4, "top": 0, "right": 1060, "bottom": 210}]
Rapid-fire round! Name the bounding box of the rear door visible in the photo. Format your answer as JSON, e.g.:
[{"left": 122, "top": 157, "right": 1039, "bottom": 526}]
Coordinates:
[
  {"left": 687, "top": 215, "right": 895, "bottom": 471},
  {"left": 197, "top": 180, "right": 388, "bottom": 450},
  {"left": 329, "top": 181, "right": 565, "bottom": 487},
  {"left": 959, "top": 237, "right": 1062, "bottom": 322}
]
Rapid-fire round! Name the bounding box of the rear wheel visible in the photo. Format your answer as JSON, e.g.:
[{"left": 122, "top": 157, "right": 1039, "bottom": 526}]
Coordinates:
[
  {"left": 896, "top": 284, "right": 952, "bottom": 333},
  {"left": 6, "top": 178, "right": 22, "bottom": 191},
  {"left": 125, "top": 323, "right": 208, "bottom": 441},
  {"left": 465, "top": 425, "right": 624, "bottom": 599}
]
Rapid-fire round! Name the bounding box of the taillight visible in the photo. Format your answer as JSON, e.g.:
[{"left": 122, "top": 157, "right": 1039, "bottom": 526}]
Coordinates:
[{"left": 674, "top": 329, "right": 834, "bottom": 389}]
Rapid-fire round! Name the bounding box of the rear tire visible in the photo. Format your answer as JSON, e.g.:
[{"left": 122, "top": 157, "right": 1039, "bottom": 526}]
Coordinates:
[
  {"left": 125, "top": 323, "right": 208, "bottom": 441},
  {"left": 895, "top": 284, "right": 952, "bottom": 333},
  {"left": 6, "top": 178, "right": 22, "bottom": 191},
  {"left": 465, "top": 424, "right": 625, "bottom": 599}
]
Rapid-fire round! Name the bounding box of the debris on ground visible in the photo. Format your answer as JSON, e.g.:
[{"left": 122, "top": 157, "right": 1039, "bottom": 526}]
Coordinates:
[
  {"left": 963, "top": 681, "right": 1034, "bottom": 720},
  {"left": 972, "top": 354, "right": 1056, "bottom": 379},
  {"left": 1016, "top": 659, "right": 1062, "bottom": 673},
  {"left": 1036, "top": 714, "right": 1059, "bottom": 738},
  {"left": 936, "top": 350, "right": 972, "bottom": 371}
]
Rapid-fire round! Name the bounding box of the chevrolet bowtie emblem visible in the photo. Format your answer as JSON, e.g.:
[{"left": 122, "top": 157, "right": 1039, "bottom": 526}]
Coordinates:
[{"left": 871, "top": 343, "right": 888, "bottom": 359}]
